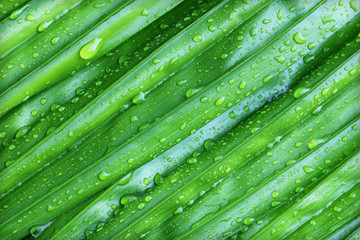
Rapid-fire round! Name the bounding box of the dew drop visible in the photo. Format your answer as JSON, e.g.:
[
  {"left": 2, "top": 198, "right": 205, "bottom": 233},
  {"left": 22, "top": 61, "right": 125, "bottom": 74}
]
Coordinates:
[
  {"left": 80, "top": 38, "right": 103, "bottom": 59},
  {"left": 215, "top": 96, "right": 225, "bottom": 106},
  {"left": 9, "top": 5, "right": 28, "bottom": 20},
  {"left": 132, "top": 92, "right": 146, "bottom": 105},
  {"left": 193, "top": 35, "right": 202, "bottom": 42},
  {"left": 98, "top": 171, "right": 110, "bottom": 181},
  {"left": 303, "top": 166, "right": 314, "bottom": 173},
  {"left": 37, "top": 21, "right": 53, "bottom": 32},
  {"left": 25, "top": 14, "right": 36, "bottom": 22},
  {"left": 244, "top": 217, "right": 255, "bottom": 225},
  {"left": 15, "top": 126, "right": 31, "bottom": 139},
  {"left": 294, "top": 32, "right": 306, "bottom": 44},
  {"left": 294, "top": 87, "right": 310, "bottom": 99},
  {"left": 51, "top": 37, "right": 60, "bottom": 45}
]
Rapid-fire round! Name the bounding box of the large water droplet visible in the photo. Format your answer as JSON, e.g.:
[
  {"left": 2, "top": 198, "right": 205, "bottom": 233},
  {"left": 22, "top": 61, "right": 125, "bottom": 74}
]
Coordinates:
[
  {"left": 132, "top": 92, "right": 146, "bottom": 105},
  {"left": 15, "top": 126, "right": 31, "bottom": 139},
  {"left": 193, "top": 35, "right": 202, "bottom": 42},
  {"left": 38, "top": 20, "right": 53, "bottom": 32},
  {"left": 244, "top": 217, "right": 255, "bottom": 225},
  {"left": 98, "top": 171, "right": 110, "bottom": 181},
  {"left": 80, "top": 38, "right": 103, "bottom": 59},
  {"left": 9, "top": 5, "right": 29, "bottom": 20},
  {"left": 215, "top": 96, "right": 225, "bottom": 106},
  {"left": 308, "top": 138, "right": 327, "bottom": 150},
  {"left": 303, "top": 166, "right": 314, "bottom": 173},
  {"left": 186, "top": 88, "right": 203, "bottom": 98},
  {"left": 293, "top": 87, "right": 310, "bottom": 99},
  {"left": 294, "top": 32, "right": 306, "bottom": 44}
]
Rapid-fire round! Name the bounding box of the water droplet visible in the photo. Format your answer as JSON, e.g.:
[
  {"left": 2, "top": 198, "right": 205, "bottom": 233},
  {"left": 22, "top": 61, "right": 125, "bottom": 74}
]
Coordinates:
[
  {"left": 263, "top": 75, "right": 272, "bottom": 83},
  {"left": 186, "top": 87, "right": 202, "bottom": 98},
  {"left": 322, "top": 16, "right": 335, "bottom": 25},
  {"left": 187, "top": 158, "right": 197, "bottom": 164},
  {"left": 0, "top": 132, "right": 6, "bottom": 138},
  {"left": 177, "top": 79, "right": 187, "bottom": 86},
  {"left": 229, "top": 111, "right": 236, "bottom": 119},
  {"left": 294, "top": 87, "right": 310, "bottom": 99},
  {"left": 98, "top": 171, "right": 110, "bottom": 181},
  {"left": 51, "top": 36, "right": 59, "bottom": 45},
  {"left": 208, "top": 25, "right": 216, "bottom": 32},
  {"left": 272, "top": 191, "right": 279, "bottom": 198},
  {"left": 249, "top": 27, "right": 257, "bottom": 37},
  {"left": 303, "top": 166, "right": 314, "bottom": 173},
  {"left": 9, "top": 5, "right": 28, "bottom": 20},
  {"left": 322, "top": 88, "right": 330, "bottom": 96},
  {"left": 154, "top": 173, "right": 162, "bottom": 185},
  {"left": 132, "top": 92, "right": 146, "bottom": 105},
  {"left": 141, "top": 9, "right": 149, "bottom": 16},
  {"left": 204, "top": 139, "right": 215, "bottom": 149},
  {"left": 38, "top": 21, "right": 53, "bottom": 32},
  {"left": 215, "top": 96, "right": 225, "bottom": 106},
  {"left": 25, "top": 14, "right": 36, "bottom": 22},
  {"left": 239, "top": 80, "right": 246, "bottom": 89},
  {"left": 15, "top": 126, "right": 31, "bottom": 139},
  {"left": 307, "top": 42, "right": 315, "bottom": 50},
  {"left": 244, "top": 217, "right": 255, "bottom": 225},
  {"left": 80, "top": 38, "right": 103, "bottom": 59},
  {"left": 294, "top": 32, "right": 306, "bottom": 44},
  {"left": 303, "top": 53, "right": 314, "bottom": 63},
  {"left": 308, "top": 138, "right": 327, "bottom": 150},
  {"left": 120, "top": 194, "right": 137, "bottom": 205},
  {"left": 40, "top": 98, "right": 47, "bottom": 104},
  {"left": 333, "top": 206, "right": 342, "bottom": 212},
  {"left": 274, "top": 56, "right": 285, "bottom": 63},
  {"left": 193, "top": 35, "right": 202, "bottom": 42},
  {"left": 47, "top": 205, "right": 55, "bottom": 211},
  {"left": 138, "top": 202, "right": 145, "bottom": 209}
]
